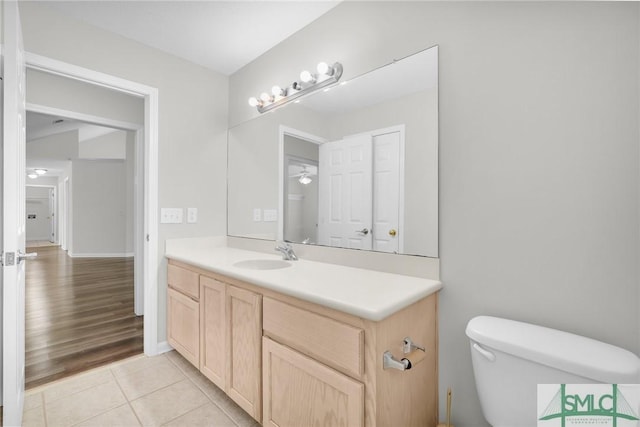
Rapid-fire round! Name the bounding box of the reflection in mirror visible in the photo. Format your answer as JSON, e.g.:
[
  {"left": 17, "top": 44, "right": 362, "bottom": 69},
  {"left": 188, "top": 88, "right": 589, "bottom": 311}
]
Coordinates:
[
  {"left": 228, "top": 45, "right": 438, "bottom": 257},
  {"left": 283, "top": 134, "right": 320, "bottom": 244}
]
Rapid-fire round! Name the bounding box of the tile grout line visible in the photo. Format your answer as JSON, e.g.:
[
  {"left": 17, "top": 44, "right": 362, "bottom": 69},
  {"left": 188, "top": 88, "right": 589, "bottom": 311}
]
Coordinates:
[
  {"left": 41, "top": 392, "right": 48, "bottom": 427},
  {"left": 164, "top": 353, "right": 243, "bottom": 427},
  {"left": 112, "top": 354, "right": 186, "bottom": 402},
  {"left": 111, "top": 367, "right": 144, "bottom": 427},
  {"left": 158, "top": 401, "right": 211, "bottom": 427},
  {"left": 67, "top": 371, "right": 127, "bottom": 427}
]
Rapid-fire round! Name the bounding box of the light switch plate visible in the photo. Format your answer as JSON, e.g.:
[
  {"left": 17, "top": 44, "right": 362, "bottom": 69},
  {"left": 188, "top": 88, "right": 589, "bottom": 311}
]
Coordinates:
[
  {"left": 253, "top": 208, "right": 262, "bottom": 222},
  {"left": 263, "top": 209, "right": 277, "bottom": 222},
  {"left": 160, "top": 208, "right": 183, "bottom": 224}
]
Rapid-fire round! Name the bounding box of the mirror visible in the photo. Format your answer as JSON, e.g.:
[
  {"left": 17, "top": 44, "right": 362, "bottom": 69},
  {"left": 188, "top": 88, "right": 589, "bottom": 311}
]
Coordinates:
[{"left": 228, "top": 45, "right": 438, "bottom": 257}]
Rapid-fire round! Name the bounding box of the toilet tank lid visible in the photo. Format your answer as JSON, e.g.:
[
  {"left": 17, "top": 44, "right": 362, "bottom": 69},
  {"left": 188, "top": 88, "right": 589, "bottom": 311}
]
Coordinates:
[{"left": 466, "top": 316, "right": 640, "bottom": 383}]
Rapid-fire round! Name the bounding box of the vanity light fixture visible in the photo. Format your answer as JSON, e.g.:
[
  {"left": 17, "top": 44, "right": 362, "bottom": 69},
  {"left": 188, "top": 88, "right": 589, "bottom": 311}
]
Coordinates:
[
  {"left": 299, "top": 70, "right": 316, "bottom": 84},
  {"left": 248, "top": 61, "right": 343, "bottom": 114}
]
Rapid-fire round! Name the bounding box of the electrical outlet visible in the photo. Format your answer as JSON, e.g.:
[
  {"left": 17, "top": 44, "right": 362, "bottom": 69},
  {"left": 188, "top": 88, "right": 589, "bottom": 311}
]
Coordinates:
[
  {"left": 160, "top": 208, "right": 183, "bottom": 224},
  {"left": 187, "top": 208, "right": 198, "bottom": 224},
  {"left": 253, "top": 208, "right": 262, "bottom": 222}
]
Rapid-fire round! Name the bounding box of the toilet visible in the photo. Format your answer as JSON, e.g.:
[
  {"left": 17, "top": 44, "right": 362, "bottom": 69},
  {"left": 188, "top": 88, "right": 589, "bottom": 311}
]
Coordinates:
[{"left": 466, "top": 316, "right": 640, "bottom": 427}]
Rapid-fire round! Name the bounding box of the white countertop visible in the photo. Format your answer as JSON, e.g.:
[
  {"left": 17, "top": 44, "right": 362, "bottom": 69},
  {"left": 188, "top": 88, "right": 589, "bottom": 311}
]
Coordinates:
[{"left": 165, "top": 237, "right": 442, "bottom": 321}]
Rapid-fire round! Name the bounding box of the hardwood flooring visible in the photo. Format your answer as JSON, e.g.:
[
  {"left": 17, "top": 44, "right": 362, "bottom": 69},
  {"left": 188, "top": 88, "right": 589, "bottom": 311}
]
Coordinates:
[{"left": 25, "top": 246, "right": 143, "bottom": 389}]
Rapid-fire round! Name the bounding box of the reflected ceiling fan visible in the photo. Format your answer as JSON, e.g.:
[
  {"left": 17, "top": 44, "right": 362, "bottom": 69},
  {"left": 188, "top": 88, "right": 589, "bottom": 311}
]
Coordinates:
[{"left": 288, "top": 164, "right": 317, "bottom": 185}]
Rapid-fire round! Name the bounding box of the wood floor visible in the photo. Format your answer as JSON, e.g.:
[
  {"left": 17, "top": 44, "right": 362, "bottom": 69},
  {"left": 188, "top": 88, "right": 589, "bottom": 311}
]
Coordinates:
[{"left": 25, "top": 246, "right": 143, "bottom": 389}]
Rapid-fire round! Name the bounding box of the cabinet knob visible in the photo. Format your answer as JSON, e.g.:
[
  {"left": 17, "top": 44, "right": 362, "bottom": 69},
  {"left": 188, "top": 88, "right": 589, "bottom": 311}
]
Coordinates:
[{"left": 389, "top": 229, "right": 397, "bottom": 237}]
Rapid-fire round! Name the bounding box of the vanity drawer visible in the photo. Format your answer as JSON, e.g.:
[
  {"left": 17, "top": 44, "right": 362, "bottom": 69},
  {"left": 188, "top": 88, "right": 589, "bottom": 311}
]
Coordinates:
[
  {"left": 168, "top": 263, "right": 200, "bottom": 300},
  {"left": 263, "top": 297, "right": 364, "bottom": 379}
]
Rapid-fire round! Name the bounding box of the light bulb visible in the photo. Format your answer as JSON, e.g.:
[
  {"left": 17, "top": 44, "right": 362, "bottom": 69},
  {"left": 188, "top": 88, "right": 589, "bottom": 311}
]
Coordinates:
[
  {"left": 300, "top": 70, "right": 316, "bottom": 83},
  {"left": 34, "top": 168, "right": 47, "bottom": 175},
  {"left": 260, "top": 92, "right": 272, "bottom": 103},
  {"left": 317, "top": 62, "right": 333, "bottom": 76},
  {"left": 27, "top": 173, "right": 38, "bottom": 179},
  {"left": 298, "top": 174, "right": 312, "bottom": 185},
  {"left": 271, "top": 86, "right": 284, "bottom": 97},
  {"left": 248, "top": 97, "right": 260, "bottom": 107}
]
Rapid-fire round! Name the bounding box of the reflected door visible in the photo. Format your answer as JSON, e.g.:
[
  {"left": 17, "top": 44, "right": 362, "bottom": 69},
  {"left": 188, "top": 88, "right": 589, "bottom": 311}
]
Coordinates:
[
  {"left": 372, "top": 131, "right": 401, "bottom": 253},
  {"left": 318, "top": 134, "right": 372, "bottom": 249}
]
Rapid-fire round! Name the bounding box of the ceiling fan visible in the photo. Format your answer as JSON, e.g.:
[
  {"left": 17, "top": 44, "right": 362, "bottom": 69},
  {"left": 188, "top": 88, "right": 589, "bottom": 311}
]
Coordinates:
[{"left": 289, "top": 165, "right": 316, "bottom": 185}]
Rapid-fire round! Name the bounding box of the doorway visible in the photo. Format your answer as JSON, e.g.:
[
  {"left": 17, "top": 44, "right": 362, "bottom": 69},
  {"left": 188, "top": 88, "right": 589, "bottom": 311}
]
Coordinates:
[
  {"left": 24, "top": 110, "right": 143, "bottom": 387},
  {"left": 25, "top": 185, "right": 56, "bottom": 246},
  {"left": 24, "top": 53, "right": 159, "bottom": 359}
]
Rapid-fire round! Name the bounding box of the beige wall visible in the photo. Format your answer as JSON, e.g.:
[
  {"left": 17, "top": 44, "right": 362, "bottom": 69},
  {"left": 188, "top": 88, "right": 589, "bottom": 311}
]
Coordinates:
[
  {"left": 229, "top": 2, "right": 640, "bottom": 425},
  {"left": 19, "top": 2, "right": 229, "bottom": 346},
  {"left": 71, "top": 159, "right": 128, "bottom": 255},
  {"left": 227, "top": 103, "right": 329, "bottom": 239},
  {"left": 27, "top": 68, "right": 144, "bottom": 125}
]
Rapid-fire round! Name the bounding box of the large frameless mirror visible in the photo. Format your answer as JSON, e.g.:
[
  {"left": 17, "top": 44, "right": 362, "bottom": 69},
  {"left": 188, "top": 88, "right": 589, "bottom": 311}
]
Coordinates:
[{"left": 228, "top": 45, "right": 438, "bottom": 257}]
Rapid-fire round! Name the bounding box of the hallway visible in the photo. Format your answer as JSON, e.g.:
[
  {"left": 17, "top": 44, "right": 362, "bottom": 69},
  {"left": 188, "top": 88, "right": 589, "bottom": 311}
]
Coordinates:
[{"left": 25, "top": 246, "right": 143, "bottom": 389}]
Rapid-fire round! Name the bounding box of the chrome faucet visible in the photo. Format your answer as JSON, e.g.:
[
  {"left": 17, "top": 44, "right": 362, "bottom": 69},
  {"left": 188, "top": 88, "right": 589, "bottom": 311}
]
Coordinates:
[{"left": 275, "top": 241, "right": 298, "bottom": 261}]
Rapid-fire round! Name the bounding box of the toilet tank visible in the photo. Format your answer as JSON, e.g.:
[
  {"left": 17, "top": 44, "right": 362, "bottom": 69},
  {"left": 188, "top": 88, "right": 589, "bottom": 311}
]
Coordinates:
[{"left": 466, "top": 316, "right": 640, "bottom": 427}]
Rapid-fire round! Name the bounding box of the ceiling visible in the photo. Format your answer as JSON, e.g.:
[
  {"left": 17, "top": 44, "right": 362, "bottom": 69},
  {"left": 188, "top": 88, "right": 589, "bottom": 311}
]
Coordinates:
[
  {"left": 26, "top": 111, "right": 121, "bottom": 178},
  {"left": 42, "top": 1, "right": 341, "bottom": 76},
  {"left": 26, "top": 1, "right": 340, "bottom": 179}
]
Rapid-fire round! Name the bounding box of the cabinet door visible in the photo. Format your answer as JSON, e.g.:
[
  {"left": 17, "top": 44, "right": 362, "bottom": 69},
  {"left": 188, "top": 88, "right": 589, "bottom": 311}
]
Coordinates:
[
  {"left": 263, "top": 337, "right": 364, "bottom": 427},
  {"left": 226, "top": 285, "right": 262, "bottom": 422},
  {"left": 200, "top": 276, "right": 226, "bottom": 389},
  {"left": 167, "top": 288, "right": 199, "bottom": 367}
]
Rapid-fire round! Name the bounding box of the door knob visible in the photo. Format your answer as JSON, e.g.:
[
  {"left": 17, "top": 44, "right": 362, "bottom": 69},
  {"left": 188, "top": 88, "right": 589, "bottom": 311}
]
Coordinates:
[
  {"left": 356, "top": 228, "right": 369, "bottom": 235},
  {"left": 17, "top": 251, "right": 37, "bottom": 263},
  {"left": 389, "top": 229, "right": 397, "bottom": 237}
]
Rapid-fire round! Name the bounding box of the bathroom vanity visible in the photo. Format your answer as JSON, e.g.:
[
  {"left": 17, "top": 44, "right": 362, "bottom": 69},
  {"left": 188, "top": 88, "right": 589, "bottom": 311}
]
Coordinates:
[{"left": 165, "top": 241, "right": 441, "bottom": 427}]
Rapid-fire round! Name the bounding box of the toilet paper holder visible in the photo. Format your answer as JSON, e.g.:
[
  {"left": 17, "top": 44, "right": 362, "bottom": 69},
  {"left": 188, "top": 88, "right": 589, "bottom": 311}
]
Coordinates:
[{"left": 383, "top": 337, "right": 426, "bottom": 371}]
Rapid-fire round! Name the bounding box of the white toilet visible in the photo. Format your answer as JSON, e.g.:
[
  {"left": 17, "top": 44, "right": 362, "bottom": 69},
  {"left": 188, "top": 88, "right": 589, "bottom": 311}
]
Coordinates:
[{"left": 466, "top": 316, "right": 640, "bottom": 427}]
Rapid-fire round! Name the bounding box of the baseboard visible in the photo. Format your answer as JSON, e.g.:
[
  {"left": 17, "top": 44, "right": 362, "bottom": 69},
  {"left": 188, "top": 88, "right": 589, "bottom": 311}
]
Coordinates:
[
  {"left": 68, "top": 252, "right": 134, "bottom": 258},
  {"left": 156, "top": 341, "right": 173, "bottom": 354}
]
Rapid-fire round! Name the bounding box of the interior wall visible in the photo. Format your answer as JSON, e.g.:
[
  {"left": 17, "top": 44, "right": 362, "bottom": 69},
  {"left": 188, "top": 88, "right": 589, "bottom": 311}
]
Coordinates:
[
  {"left": 19, "top": 1, "right": 230, "bottom": 344},
  {"left": 26, "top": 129, "right": 78, "bottom": 158},
  {"left": 71, "top": 160, "right": 128, "bottom": 256},
  {"left": 327, "top": 88, "right": 438, "bottom": 256},
  {"left": 229, "top": 2, "right": 640, "bottom": 425},
  {"left": 227, "top": 104, "right": 328, "bottom": 239},
  {"left": 27, "top": 69, "right": 144, "bottom": 125},
  {"left": 78, "top": 129, "right": 127, "bottom": 159}
]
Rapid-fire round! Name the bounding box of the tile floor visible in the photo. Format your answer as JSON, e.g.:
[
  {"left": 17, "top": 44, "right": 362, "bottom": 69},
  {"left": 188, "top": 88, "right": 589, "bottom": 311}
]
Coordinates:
[{"left": 22, "top": 351, "right": 261, "bottom": 427}]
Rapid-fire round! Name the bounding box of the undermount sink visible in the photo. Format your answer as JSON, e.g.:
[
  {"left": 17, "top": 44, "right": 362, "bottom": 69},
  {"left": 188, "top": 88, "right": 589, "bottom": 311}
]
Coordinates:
[{"left": 232, "top": 259, "right": 292, "bottom": 270}]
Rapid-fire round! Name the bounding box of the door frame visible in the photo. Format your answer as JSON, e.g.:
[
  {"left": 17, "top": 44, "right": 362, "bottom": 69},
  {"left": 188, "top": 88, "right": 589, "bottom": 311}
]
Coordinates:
[
  {"left": 278, "top": 126, "right": 326, "bottom": 241},
  {"left": 27, "top": 103, "right": 145, "bottom": 314},
  {"left": 62, "top": 176, "right": 70, "bottom": 251},
  {"left": 25, "top": 184, "right": 56, "bottom": 244},
  {"left": 24, "top": 52, "right": 160, "bottom": 355}
]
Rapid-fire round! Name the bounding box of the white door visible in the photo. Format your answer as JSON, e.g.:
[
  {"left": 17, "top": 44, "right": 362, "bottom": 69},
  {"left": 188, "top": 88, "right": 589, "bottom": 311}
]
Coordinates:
[
  {"left": 2, "top": 1, "right": 28, "bottom": 424},
  {"left": 318, "top": 134, "right": 372, "bottom": 249},
  {"left": 372, "top": 131, "right": 401, "bottom": 253}
]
